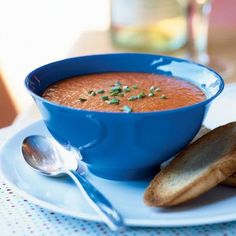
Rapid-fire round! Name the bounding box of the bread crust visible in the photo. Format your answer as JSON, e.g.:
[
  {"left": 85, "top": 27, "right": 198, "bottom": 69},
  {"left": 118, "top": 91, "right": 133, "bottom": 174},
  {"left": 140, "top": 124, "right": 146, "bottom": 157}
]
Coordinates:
[
  {"left": 222, "top": 173, "right": 236, "bottom": 186},
  {"left": 144, "top": 122, "right": 236, "bottom": 207}
]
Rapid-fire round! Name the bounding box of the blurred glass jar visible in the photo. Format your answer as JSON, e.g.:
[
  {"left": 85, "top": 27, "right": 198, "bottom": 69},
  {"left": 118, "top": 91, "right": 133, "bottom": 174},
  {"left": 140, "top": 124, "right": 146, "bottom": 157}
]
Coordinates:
[{"left": 110, "top": 0, "right": 187, "bottom": 52}]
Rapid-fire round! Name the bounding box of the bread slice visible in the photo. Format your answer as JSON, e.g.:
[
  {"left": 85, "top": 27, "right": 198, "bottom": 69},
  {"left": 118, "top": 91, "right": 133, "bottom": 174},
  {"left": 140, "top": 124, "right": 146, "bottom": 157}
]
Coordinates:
[
  {"left": 193, "top": 126, "right": 236, "bottom": 187},
  {"left": 194, "top": 126, "right": 236, "bottom": 187},
  {"left": 222, "top": 173, "right": 236, "bottom": 186},
  {"left": 144, "top": 122, "right": 236, "bottom": 207}
]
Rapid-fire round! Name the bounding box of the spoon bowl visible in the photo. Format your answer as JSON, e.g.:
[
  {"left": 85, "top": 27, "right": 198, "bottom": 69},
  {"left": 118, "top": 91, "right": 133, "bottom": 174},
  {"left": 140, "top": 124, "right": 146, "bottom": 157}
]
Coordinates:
[{"left": 22, "top": 135, "right": 80, "bottom": 176}]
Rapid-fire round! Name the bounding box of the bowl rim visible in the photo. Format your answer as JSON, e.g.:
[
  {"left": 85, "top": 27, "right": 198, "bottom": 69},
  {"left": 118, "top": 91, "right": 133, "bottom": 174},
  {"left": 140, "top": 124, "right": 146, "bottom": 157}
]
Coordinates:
[{"left": 25, "top": 52, "right": 224, "bottom": 115}]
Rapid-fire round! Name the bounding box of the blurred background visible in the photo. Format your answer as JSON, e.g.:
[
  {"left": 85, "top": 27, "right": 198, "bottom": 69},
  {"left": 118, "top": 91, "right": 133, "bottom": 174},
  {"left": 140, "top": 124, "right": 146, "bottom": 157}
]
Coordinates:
[{"left": 0, "top": 0, "right": 235, "bottom": 127}]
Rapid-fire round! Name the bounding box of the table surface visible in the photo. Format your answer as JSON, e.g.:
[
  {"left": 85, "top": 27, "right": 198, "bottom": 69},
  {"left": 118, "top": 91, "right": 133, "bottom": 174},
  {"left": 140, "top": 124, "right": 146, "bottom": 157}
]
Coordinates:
[{"left": 2, "top": 29, "right": 236, "bottom": 235}]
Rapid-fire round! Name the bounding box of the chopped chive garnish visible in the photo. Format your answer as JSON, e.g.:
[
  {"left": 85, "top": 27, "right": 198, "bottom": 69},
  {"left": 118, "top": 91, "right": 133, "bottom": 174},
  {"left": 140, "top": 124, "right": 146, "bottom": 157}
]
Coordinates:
[
  {"left": 132, "top": 84, "right": 138, "bottom": 89},
  {"left": 106, "top": 98, "right": 120, "bottom": 105},
  {"left": 79, "top": 98, "right": 87, "bottom": 102},
  {"left": 111, "top": 85, "right": 121, "bottom": 91},
  {"left": 110, "top": 90, "right": 121, "bottom": 96},
  {"left": 110, "top": 85, "right": 122, "bottom": 96},
  {"left": 101, "top": 96, "right": 109, "bottom": 101},
  {"left": 160, "top": 94, "right": 167, "bottom": 99},
  {"left": 122, "top": 105, "right": 132, "bottom": 113},
  {"left": 155, "top": 87, "right": 161, "bottom": 92},
  {"left": 118, "top": 93, "right": 124, "bottom": 97},
  {"left": 137, "top": 92, "right": 146, "bottom": 99},
  {"left": 128, "top": 95, "right": 138, "bottom": 101},
  {"left": 88, "top": 91, "right": 96, "bottom": 96},
  {"left": 148, "top": 93, "right": 154, "bottom": 97},
  {"left": 115, "top": 81, "right": 122, "bottom": 86},
  {"left": 150, "top": 86, "right": 155, "bottom": 92},
  {"left": 123, "top": 86, "right": 130, "bottom": 92},
  {"left": 97, "top": 89, "right": 105, "bottom": 94}
]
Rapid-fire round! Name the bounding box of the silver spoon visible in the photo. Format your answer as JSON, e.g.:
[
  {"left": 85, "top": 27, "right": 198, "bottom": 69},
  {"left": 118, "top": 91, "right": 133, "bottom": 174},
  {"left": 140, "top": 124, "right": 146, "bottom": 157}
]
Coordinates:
[{"left": 21, "top": 135, "right": 125, "bottom": 231}]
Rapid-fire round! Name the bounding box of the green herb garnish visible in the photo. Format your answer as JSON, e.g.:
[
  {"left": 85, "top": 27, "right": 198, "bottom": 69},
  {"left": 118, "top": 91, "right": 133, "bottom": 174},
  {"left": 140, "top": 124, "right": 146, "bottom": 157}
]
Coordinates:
[
  {"left": 110, "top": 84, "right": 122, "bottom": 96},
  {"left": 88, "top": 91, "right": 96, "bottom": 96},
  {"left": 137, "top": 92, "right": 146, "bottom": 99},
  {"left": 79, "top": 98, "right": 87, "bottom": 102},
  {"left": 123, "top": 86, "right": 131, "bottom": 92},
  {"left": 110, "top": 90, "right": 121, "bottom": 96},
  {"left": 106, "top": 98, "right": 120, "bottom": 105},
  {"left": 150, "top": 86, "right": 155, "bottom": 92},
  {"left": 122, "top": 105, "right": 132, "bottom": 113},
  {"left": 160, "top": 94, "right": 167, "bottom": 99},
  {"left": 97, "top": 89, "right": 105, "bottom": 94},
  {"left": 111, "top": 85, "right": 121, "bottom": 91},
  {"left": 115, "top": 81, "right": 122, "bottom": 86},
  {"left": 155, "top": 87, "right": 161, "bottom": 92},
  {"left": 148, "top": 93, "right": 154, "bottom": 97},
  {"left": 132, "top": 84, "right": 138, "bottom": 89},
  {"left": 101, "top": 96, "right": 109, "bottom": 101},
  {"left": 110, "top": 85, "right": 122, "bottom": 95},
  {"left": 128, "top": 95, "right": 138, "bottom": 101}
]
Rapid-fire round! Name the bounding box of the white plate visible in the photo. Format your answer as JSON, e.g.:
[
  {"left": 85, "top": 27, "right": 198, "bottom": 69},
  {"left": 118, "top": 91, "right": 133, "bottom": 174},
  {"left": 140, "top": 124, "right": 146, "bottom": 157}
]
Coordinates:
[
  {"left": 204, "top": 83, "right": 236, "bottom": 129},
  {"left": 0, "top": 83, "right": 236, "bottom": 228}
]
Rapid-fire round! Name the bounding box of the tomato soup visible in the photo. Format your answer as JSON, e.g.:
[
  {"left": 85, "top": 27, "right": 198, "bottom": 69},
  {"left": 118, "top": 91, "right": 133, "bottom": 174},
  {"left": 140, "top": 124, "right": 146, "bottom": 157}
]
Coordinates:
[{"left": 42, "top": 72, "right": 205, "bottom": 113}]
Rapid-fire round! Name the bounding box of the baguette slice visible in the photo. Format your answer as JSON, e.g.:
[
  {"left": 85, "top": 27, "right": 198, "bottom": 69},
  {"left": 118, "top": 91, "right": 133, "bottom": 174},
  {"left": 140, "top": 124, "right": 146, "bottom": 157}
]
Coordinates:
[
  {"left": 193, "top": 126, "right": 236, "bottom": 187},
  {"left": 144, "top": 122, "right": 236, "bottom": 207}
]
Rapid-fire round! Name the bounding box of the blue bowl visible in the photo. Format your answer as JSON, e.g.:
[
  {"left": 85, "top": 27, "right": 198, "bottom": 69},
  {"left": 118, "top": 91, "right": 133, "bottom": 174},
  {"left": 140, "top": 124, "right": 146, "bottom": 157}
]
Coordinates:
[{"left": 25, "top": 53, "right": 224, "bottom": 180}]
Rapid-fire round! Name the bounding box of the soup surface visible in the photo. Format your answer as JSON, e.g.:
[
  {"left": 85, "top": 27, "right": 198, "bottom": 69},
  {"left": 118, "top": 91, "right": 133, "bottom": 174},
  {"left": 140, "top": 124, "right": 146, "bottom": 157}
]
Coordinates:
[{"left": 42, "top": 72, "right": 205, "bottom": 113}]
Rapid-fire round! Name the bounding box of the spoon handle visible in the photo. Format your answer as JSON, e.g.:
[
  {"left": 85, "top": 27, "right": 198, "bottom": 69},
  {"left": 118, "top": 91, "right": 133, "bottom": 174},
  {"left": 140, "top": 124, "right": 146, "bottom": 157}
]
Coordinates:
[{"left": 67, "top": 170, "right": 125, "bottom": 231}]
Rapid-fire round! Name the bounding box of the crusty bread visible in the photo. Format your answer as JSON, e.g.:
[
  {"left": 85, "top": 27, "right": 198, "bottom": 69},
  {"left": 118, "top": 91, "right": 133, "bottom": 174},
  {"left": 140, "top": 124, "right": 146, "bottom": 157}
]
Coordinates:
[
  {"left": 193, "top": 126, "right": 236, "bottom": 187},
  {"left": 222, "top": 173, "right": 236, "bottom": 186},
  {"left": 144, "top": 122, "right": 236, "bottom": 207},
  {"left": 194, "top": 126, "right": 236, "bottom": 187}
]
